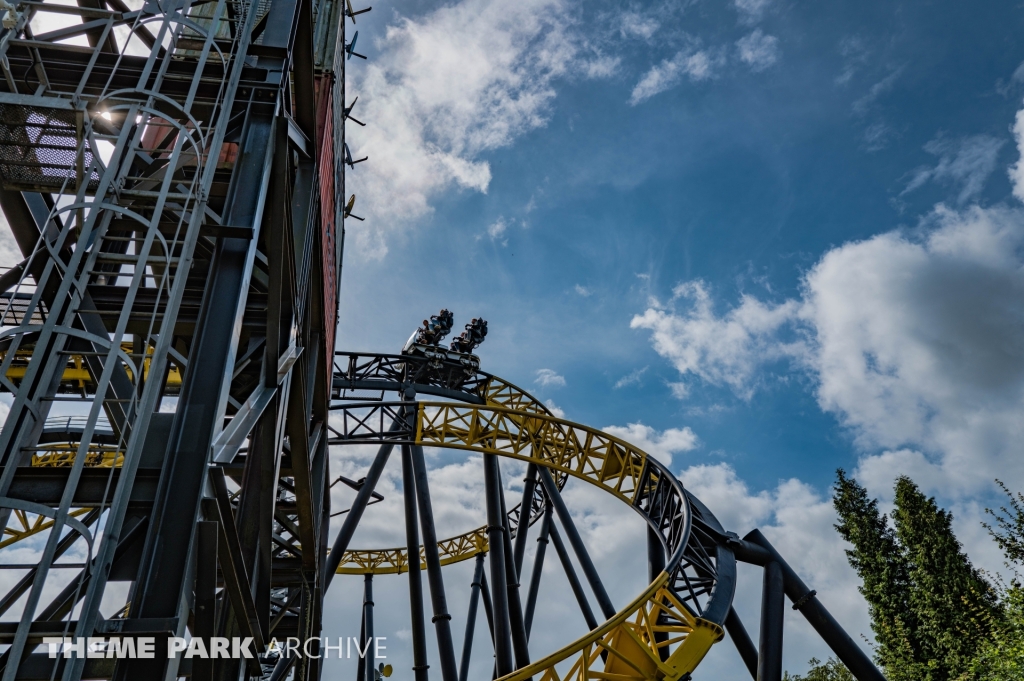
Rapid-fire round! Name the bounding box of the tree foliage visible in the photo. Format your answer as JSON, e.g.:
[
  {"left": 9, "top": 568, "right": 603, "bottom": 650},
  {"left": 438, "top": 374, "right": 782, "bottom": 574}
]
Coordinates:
[
  {"left": 832, "top": 471, "right": 998, "bottom": 681},
  {"left": 783, "top": 657, "right": 855, "bottom": 681}
]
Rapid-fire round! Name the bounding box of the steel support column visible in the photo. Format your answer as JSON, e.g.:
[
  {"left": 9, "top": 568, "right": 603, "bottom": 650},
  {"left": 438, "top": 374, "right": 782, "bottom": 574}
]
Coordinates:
[
  {"left": 547, "top": 522, "right": 598, "bottom": 631},
  {"left": 483, "top": 453, "right": 514, "bottom": 677},
  {"left": 739, "top": 530, "right": 886, "bottom": 681},
  {"left": 537, "top": 466, "right": 616, "bottom": 619},
  {"left": 758, "top": 561, "right": 784, "bottom": 681},
  {"left": 524, "top": 504, "right": 552, "bottom": 638},
  {"left": 512, "top": 463, "right": 538, "bottom": 575},
  {"left": 726, "top": 607, "right": 759, "bottom": 680},
  {"left": 403, "top": 443, "right": 430, "bottom": 681},
  {"left": 410, "top": 441, "right": 460, "bottom": 681},
  {"left": 459, "top": 553, "right": 487, "bottom": 681}
]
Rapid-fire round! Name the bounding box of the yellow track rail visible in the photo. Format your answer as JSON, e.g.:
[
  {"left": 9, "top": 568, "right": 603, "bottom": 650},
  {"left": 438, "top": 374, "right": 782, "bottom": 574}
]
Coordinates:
[{"left": 340, "top": 400, "right": 723, "bottom": 680}]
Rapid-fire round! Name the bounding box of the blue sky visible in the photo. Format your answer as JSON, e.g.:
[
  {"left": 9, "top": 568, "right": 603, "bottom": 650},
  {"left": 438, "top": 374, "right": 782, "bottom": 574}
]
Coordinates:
[
  {"left": 326, "top": 0, "right": 1024, "bottom": 676},
  {"left": 1, "top": 0, "right": 1020, "bottom": 676}
]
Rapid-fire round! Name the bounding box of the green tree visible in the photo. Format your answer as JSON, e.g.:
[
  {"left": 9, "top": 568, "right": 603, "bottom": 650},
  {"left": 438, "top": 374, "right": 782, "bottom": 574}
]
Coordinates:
[
  {"left": 891, "top": 476, "right": 999, "bottom": 678},
  {"left": 962, "top": 480, "right": 1024, "bottom": 680},
  {"left": 783, "top": 657, "right": 855, "bottom": 681},
  {"left": 833, "top": 470, "right": 925, "bottom": 681},
  {"left": 832, "top": 471, "right": 998, "bottom": 681}
]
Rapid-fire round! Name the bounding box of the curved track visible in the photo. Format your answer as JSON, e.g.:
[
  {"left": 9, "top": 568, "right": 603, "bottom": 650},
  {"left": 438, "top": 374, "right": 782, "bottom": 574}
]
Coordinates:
[{"left": 330, "top": 352, "right": 736, "bottom": 681}]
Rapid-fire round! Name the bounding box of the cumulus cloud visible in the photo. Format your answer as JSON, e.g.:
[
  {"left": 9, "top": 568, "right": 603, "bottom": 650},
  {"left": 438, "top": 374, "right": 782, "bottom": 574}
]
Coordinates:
[
  {"left": 635, "top": 203, "right": 1024, "bottom": 496},
  {"left": 903, "top": 134, "right": 1005, "bottom": 204},
  {"left": 602, "top": 422, "right": 698, "bottom": 466},
  {"left": 630, "top": 280, "right": 802, "bottom": 399},
  {"left": 346, "top": 0, "right": 611, "bottom": 257},
  {"left": 535, "top": 368, "right": 566, "bottom": 388},
  {"left": 736, "top": 29, "right": 780, "bottom": 72},
  {"left": 628, "top": 102, "right": 1024, "bottom": 499},
  {"left": 544, "top": 399, "right": 565, "bottom": 418},
  {"left": 629, "top": 47, "right": 723, "bottom": 105},
  {"left": 574, "top": 284, "right": 591, "bottom": 297}
]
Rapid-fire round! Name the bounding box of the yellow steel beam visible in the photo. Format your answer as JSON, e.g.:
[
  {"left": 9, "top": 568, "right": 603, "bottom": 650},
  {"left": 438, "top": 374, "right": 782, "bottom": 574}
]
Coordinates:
[{"left": 342, "top": 401, "right": 721, "bottom": 680}]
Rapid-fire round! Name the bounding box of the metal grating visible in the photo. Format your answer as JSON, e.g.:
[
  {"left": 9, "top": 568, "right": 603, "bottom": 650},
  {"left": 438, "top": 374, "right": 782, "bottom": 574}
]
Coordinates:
[{"left": 0, "top": 104, "right": 98, "bottom": 192}]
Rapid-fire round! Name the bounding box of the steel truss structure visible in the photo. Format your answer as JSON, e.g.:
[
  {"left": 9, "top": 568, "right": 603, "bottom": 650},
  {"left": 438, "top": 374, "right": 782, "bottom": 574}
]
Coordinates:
[
  {"left": 0, "top": 0, "right": 892, "bottom": 679},
  {"left": 326, "top": 352, "right": 889, "bottom": 681},
  {"left": 0, "top": 0, "right": 347, "bottom": 677}
]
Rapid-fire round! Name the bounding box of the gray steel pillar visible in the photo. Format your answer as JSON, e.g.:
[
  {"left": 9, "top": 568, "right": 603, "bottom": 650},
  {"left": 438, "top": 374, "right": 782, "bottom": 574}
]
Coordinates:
[
  {"left": 496, "top": 466, "right": 531, "bottom": 671},
  {"left": 410, "top": 442, "right": 460, "bottom": 681},
  {"left": 548, "top": 523, "right": 598, "bottom": 631},
  {"left": 537, "top": 466, "right": 616, "bottom": 619},
  {"left": 512, "top": 463, "right": 538, "bottom": 575},
  {"left": 460, "top": 553, "right": 487, "bottom": 681},
  {"left": 364, "top": 575, "right": 376, "bottom": 681},
  {"left": 726, "top": 607, "right": 758, "bottom": 680},
  {"left": 758, "top": 562, "right": 784, "bottom": 681},
  {"left": 324, "top": 416, "right": 403, "bottom": 588},
  {"left": 483, "top": 454, "right": 515, "bottom": 676},
  {"left": 524, "top": 504, "right": 552, "bottom": 638},
  {"left": 193, "top": 522, "right": 218, "bottom": 681},
  {"left": 403, "top": 443, "right": 430, "bottom": 681},
  {"left": 741, "top": 530, "right": 887, "bottom": 681}
]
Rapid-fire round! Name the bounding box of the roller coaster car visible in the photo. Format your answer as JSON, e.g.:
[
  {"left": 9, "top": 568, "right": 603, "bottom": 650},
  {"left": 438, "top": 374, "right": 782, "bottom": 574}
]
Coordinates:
[
  {"left": 402, "top": 311, "right": 483, "bottom": 372},
  {"left": 449, "top": 318, "right": 487, "bottom": 354},
  {"left": 411, "top": 308, "right": 454, "bottom": 346}
]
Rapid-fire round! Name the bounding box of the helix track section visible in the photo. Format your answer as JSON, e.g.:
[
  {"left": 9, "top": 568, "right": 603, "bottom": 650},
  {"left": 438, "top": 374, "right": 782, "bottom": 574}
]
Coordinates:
[{"left": 329, "top": 351, "right": 736, "bottom": 681}]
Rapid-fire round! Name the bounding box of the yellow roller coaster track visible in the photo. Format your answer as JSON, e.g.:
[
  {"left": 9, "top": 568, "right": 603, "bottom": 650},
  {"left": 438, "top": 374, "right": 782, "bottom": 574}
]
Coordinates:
[{"left": 334, "top": 396, "right": 726, "bottom": 681}]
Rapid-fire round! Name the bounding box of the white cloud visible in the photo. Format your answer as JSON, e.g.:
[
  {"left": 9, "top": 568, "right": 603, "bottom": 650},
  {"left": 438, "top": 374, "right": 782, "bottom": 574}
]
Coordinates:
[
  {"left": 668, "top": 381, "right": 689, "bottom": 399},
  {"left": 346, "top": 0, "right": 609, "bottom": 257},
  {"left": 602, "top": 422, "right": 698, "bottom": 466},
  {"left": 619, "top": 11, "right": 659, "bottom": 41},
  {"left": 630, "top": 102, "right": 1024, "bottom": 498},
  {"left": 486, "top": 217, "right": 509, "bottom": 244},
  {"left": 535, "top": 368, "right": 566, "bottom": 388},
  {"left": 544, "top": 399, "right": 565, "bottom": 418},
  {"left": 733, "top": 0, "right": 773, "bottom": 23},
  {"left": 635, "top": 203, "right": 1024, "bottom": 496},
  {"left": 853, "top": 68, "right": 903, "bottom": 115},
  {"left": 0, "top": 210, "right": 21, "bottom": 271},
  {"left": 574, "top": 284, "right": 591, "bottom": 297},
  {"left": 613, "top": 366, "right": 648, "bottom": 389},
  {"left": 630, "top": 280, "right": 802, "bottom": 399},
  {"left": 736, "top": 30, "right": 780, "bottom": 72},
  {"left": 903, "top": 134, "right": 1005, "bottom": 204},
  {"left": 1009, "top": 107, "right": 1024, "bottom": 201},
  {"left": 629, "top": 47, "right": 723, "bottom": 105}
]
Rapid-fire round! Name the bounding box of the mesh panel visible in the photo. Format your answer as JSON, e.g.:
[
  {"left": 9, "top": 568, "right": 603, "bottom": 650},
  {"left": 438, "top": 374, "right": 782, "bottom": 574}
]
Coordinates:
[{"left": 0, "top": 104, "right": 98, "bottom": 191}]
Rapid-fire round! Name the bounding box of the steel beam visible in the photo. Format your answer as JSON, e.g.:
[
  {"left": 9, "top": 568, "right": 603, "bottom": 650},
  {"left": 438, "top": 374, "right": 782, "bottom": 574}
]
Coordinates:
[
  {"left": 523, "top": 504, "right": 551, "bottom": 638},
  {"left": 537, "top": 466, "right": 616, "bottom": 620},
  {"left": 459, "top": 553, "right": 487, "bottom": 681},
  {"left": 547, "top": 523, "right": 598, "bottom": 632},
  {"left": 483, "top": 453, "right": 514, "bottom": 677},
  {"left": 403, "top": 443, "right": 430, "bottom": 681},
  {"left": 740, "top": 530, "right": 887, "bottom": 681},
  {"left": 410, "top": 441, "right": 460, "bottom": 681},
  {"left": 726, "top": 607, "right": 758, "bottom": 680},
  {"left": 324, "top": 417, "right": 402, "bottom": 587},
  {"left": 758, "top": 561, "right": 784, "bottom": 681},
  {"left": 512, "top": 463, "right": 538, "bottom": 576}
]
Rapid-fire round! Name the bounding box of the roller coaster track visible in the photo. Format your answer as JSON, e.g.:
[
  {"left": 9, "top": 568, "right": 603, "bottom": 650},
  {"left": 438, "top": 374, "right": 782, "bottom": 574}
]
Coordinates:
[{"left": 329, "top": 352, "right": 736, "bottom": 681}]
